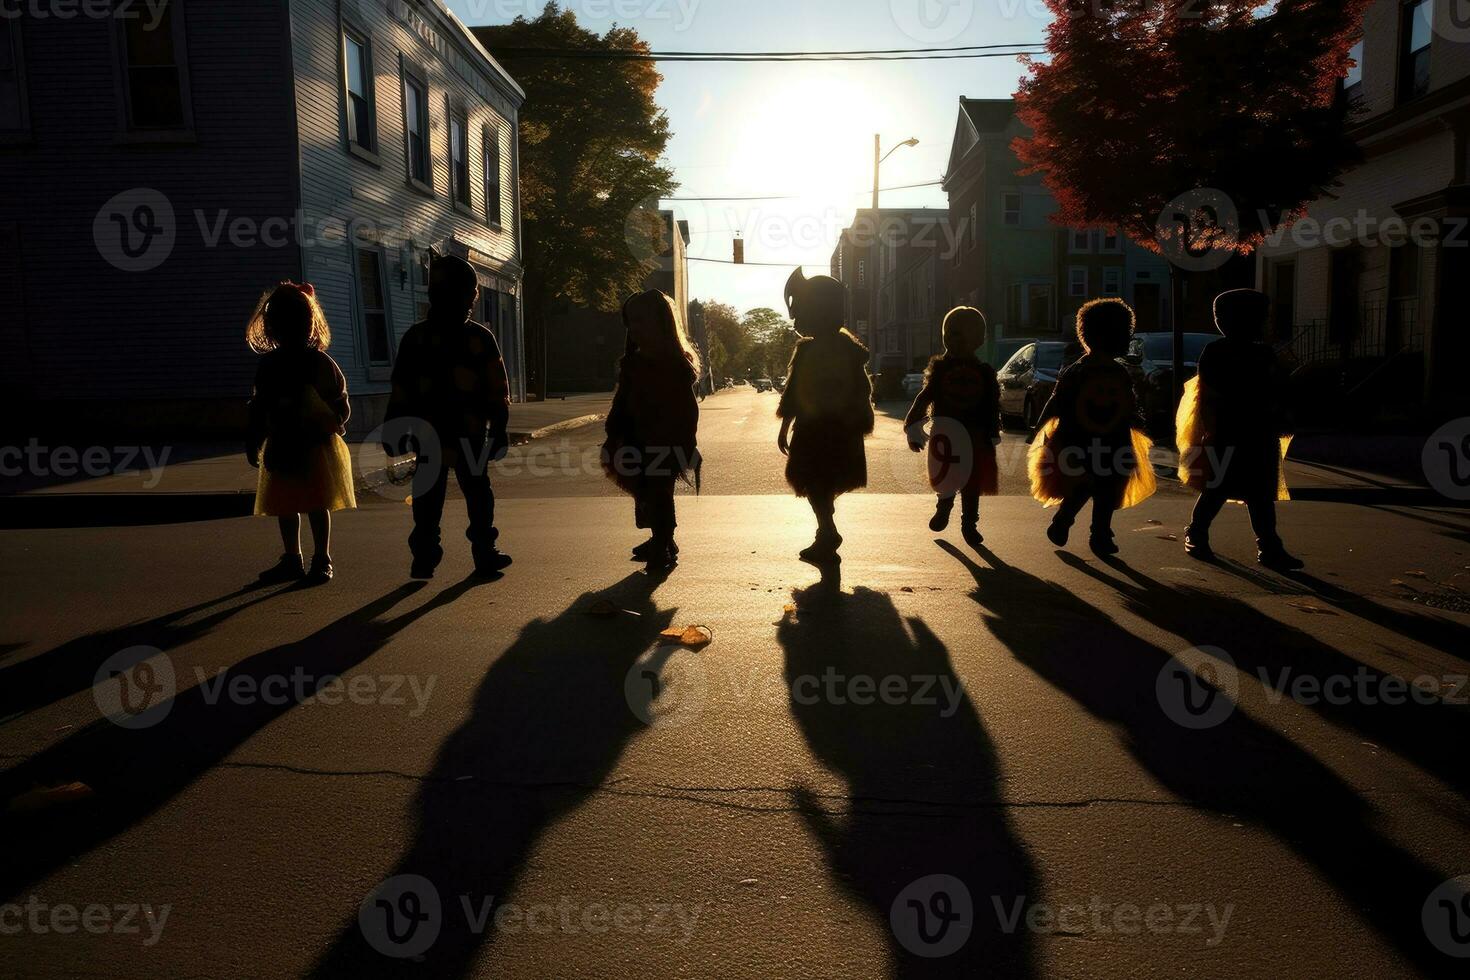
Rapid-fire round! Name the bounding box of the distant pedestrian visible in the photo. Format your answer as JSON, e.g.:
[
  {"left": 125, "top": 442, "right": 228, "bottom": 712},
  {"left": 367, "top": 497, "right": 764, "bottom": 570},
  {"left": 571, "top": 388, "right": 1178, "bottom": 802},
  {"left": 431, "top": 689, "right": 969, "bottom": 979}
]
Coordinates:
[
  {"left": 1177, "top": 289, "right": 1302, "bottom": 570},
  {"left": 601, "top": 290, "right": 702, "bottom": 571},
  {"left": 383, "top": 255, "right": 512, "bottom": 579},
  {"left": 903, "top": 306, "right": 1000, "bottom": 548},
  {"left": 777, "top": 269, "right": 874, "bottom": 565},
  {"left": 1028, "top": 298, "right": 1156, "bottom": 556},
  {"left": 245, "top": 281, "right": 356, "bottom": 585}
]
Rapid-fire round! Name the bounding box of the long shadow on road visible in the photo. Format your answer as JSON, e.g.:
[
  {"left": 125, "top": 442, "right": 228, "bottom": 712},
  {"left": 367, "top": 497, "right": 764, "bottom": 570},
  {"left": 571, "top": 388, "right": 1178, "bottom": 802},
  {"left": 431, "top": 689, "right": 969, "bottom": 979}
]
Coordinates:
[
  {"left": 946, "top": 542, "right": 1460, "bottom": 978},
  {"left": 311, "top": 571, "right": 678, "bottom": 977},
  {"left": 0, "top": 580, "right": 484, "bottom": 894},
  {"left": 777, "top": 577, "right": 1036, "bottom": 978}
]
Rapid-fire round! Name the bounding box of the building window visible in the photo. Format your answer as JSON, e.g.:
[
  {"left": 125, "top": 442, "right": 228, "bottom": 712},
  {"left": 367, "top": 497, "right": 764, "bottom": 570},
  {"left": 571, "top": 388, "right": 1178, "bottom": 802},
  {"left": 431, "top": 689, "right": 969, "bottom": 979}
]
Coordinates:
[
  {"left": 1342, "top": 39, "right": 1364, "bottom": 102},
  {"left": 857, "top": 258, "right": 867, "bottom": 288},
  {"left": 118, "top": 0, "right": 190, "bottom": 131},
  {"left": 968, "top": 203, "right": 979, "bottom": 250},
  {"left": 1399, "top": 0, "right": 1432, "bottom": 103},
  {"left": 402, "top": 67, "right": 431, "bottom": 190},
  {"left": 1070, "top": 229, "right": 1091, "bottom": 253},
  {"left": 1103, "top": 267, "right": 1122, "bottom": 296},
  {"left": 1100, "top": 230, "right": 1120, "bottom": 252},
  {"left": 0, "top": 19, "right": 26, "bottom": 134},
  {"left": 1003, "top": 192, "right": 1021, "bottom": 226},
  {"left": 482, "top": 124, "right": 502, "bottom": 226},
  {"left": 342, "top": 26, "right": 376, "bottom": 155},
  {"left": 449, "top": 107, "right": 470, "bottom": 208},
  {"left": 355, "top": 246, "right": 394, "bottom": 367},
  {"left": 1068, "top": 266, "right": 1088, "bottom": 298}
]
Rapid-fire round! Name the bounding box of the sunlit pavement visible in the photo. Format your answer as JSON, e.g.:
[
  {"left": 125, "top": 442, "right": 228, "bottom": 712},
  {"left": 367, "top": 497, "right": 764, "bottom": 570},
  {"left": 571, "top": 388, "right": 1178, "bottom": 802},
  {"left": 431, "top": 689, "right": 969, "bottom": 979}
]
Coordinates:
[{"left": 2, "top": 428, "right": 1469, "bottom": 976}]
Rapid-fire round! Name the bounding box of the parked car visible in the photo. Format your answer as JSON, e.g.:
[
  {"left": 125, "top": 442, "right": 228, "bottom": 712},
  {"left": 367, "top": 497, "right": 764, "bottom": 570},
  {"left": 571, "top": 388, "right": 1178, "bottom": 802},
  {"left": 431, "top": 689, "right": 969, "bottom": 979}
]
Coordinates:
[
  {"left": 774, "top": 376, "right": 787, "bottom": 392},
  {"left": 901, "top": 372, "right": 925, "bottom": 400},
  {"left": 1127, "top": 332, "right": 1221, "bottom": 431},
  {"left": 753, "top": 377, "right": 774, "bottom": 392},
  {"left": 997, "top": 341, "right": 1070, "bottom": 430}
]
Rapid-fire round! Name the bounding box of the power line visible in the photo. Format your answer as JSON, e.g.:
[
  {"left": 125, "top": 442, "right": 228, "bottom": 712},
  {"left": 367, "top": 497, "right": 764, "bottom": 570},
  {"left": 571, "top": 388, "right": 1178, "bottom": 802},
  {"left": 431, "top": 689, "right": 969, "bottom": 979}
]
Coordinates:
[
  {"left": 488, "top": 43, "right": 1043, "bottom": 63},
  {"left": 665, "top": 179, "right": 943, "bottom": 202},
  {"left": 689, "top": 257, "right": 828, "bottom": 268}
]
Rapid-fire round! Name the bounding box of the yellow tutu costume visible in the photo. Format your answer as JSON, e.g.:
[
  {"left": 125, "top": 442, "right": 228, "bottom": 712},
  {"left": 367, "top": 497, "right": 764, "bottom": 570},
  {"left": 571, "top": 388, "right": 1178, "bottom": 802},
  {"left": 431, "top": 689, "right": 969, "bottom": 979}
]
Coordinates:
[
  {"left": 1175, "top": 376, "right": 1291, "bottom": 502},
  {"left": 254, "top": 386, "right": 357, "bottom": 517},
  {"left": 1028, "top": 418, "right": 1157, "bottom": 509}
]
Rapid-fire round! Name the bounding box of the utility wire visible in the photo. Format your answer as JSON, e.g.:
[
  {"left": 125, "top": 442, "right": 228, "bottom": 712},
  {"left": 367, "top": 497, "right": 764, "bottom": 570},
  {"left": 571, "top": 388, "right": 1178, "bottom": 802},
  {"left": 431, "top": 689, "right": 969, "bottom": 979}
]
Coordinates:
[
  {"left": 689, "top": 257, "right": 829, "bottom": 268},
  {"left": 489, "top": 43, "right": 1042, "bottom": 63},
  {"left": 665, "top": 179, "right": 944, "bottom": 202}
]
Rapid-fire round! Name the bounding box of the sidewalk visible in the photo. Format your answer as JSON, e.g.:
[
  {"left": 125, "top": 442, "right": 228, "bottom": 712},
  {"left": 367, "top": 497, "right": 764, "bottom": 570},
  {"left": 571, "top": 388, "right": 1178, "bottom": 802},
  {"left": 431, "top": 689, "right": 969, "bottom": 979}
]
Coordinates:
[{"left": 0, "top": 393, "right": 612, "bottom": 507}]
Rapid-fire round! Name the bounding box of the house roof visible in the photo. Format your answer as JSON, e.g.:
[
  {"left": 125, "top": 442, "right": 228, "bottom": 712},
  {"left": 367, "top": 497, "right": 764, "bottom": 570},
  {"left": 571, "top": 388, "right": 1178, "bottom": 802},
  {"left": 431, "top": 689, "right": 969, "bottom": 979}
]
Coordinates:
[{"left": 945, "top": 98, "right": 1018, "bottom": 189}]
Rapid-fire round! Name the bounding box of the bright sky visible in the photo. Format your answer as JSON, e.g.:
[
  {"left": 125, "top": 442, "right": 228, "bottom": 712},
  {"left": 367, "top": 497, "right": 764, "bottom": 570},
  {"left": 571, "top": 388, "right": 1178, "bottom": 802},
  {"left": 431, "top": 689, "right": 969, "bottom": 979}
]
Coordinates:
[{"left": 448, "top": 0, "right": 1051, "bottom": 314}]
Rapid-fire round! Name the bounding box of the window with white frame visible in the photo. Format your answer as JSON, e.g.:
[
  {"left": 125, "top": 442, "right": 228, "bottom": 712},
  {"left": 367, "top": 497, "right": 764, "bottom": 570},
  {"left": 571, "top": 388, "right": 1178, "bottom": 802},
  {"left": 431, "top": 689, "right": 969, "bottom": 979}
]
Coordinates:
[
  {"left": 402, "top": 66, "right": 430, "bottom": 189},
  {"left": 968, "top": 203, "right": 979, "bottom": 250},
  {"left": 1343, "top": 39, "right": 1364, "bottom": 102},
  {"left": 1003, "top": 192, "right": 1021, "bottom": 226},
  {"left": 342, "top": 25, "right": 375, "bottom": 154},
  {"left": 857, "top": 258, "right": 867, "bottom": 288},
  {"left": 0, "top": 19, "right": 25, "bottom": 133},
  {"left": 1103, "top": 267, "right": 1122, "bottom": 296},
  {"left": 355, "top": 246, "right": 394, "bottom": 367},
  {"left": 1399, "top": 0, "right": 1432, "bottom": 103},
  {"left": 118, "top": 0, "right": 190, "bottom": 131},
  {"left": 1068, "top": 266, "right": 1088, "bottom": 298},
  {"left": 482, "top": 124, "right": 503, "bottom": 225},
  {"left": 449, "top": 107, "right": 470, "bottom": 207},
  {"left": 1070, "top": 229, "right": 1091, "bottom": 253},
  {"left": 1100, "top": 230, "right": 1120, "bottom": 252}
]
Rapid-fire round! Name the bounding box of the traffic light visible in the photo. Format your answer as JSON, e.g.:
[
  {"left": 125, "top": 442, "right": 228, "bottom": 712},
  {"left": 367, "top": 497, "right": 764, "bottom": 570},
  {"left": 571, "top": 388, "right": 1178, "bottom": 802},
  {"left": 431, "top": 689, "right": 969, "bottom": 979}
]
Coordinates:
[{"left": 733, "top": 233, "right": 744, "bottom": 265}]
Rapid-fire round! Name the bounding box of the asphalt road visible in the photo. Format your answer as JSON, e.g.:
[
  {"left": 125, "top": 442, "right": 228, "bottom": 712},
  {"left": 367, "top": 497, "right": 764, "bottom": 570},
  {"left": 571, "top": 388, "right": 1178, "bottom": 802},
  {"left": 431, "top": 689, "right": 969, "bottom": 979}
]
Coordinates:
[
  {"left": 488, "top": 385, "right": 1191, "bottom": 500},
  {"left": 0, "top": 454, "right": 1467, "bottom": 977}
]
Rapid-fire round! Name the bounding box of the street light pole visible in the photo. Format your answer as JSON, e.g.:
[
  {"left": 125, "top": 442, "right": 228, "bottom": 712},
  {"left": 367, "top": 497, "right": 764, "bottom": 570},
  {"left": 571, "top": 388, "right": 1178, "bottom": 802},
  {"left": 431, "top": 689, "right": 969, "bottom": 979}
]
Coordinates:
[{"left": 869, "top": 135, "right": 919, "bottom": 393}]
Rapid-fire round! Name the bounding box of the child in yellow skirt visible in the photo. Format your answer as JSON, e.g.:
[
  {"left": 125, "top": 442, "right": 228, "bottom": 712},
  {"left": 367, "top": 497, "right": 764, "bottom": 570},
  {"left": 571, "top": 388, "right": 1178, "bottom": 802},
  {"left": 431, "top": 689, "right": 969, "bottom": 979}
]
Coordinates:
[
  {"left": 245, "top": 282, "right": 356, "bottom": 585},
  {"left": 1177, "top": 289, "right": 1302, "bottom": 570},
  {"left": 903, "top": 306, "right": 1000, "bottom": 548},
  {"left": 1028, "top": 298, "right": 1156, "bottom": 556}
]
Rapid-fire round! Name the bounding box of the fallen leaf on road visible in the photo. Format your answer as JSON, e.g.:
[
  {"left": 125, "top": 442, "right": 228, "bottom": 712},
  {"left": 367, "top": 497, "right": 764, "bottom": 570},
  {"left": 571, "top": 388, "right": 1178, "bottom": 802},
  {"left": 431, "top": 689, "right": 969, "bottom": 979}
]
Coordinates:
[
  {"left": 738, "top": 878, "right": 759, "bottom": 887},
  {"left": 660, "top": 626, "right": 713, "bottom": 649},
  {"left": 1147, "top": 519, "right": 1163, "bottom": 526},
  {"left": 901, "top": 586, "right": 915, "bottom": 593},
  {"left": 1158, "top": 534, "right": 1179, "bottom": 542},
  {"left": 775, "top": 603, "right": 797, "bottom": 625},
  {"left": 1288, "top": 602, "right": 1337, "bottom": 616},
  {"left": 8, "top": 782, "right": 93, "bottom": 813},
  {"left": 1405, "top": 570, "right": 1428, "bottom": 578}
]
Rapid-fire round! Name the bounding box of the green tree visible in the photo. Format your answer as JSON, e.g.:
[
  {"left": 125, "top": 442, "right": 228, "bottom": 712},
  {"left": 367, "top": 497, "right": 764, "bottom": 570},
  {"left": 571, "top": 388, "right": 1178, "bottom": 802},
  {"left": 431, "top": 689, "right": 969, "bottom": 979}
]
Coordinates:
[
  {"left": 741, "top": 307, "right": 796, "bottom": 379},
  {"left": 699, "top": 301, "right": 747, "bottom": 379},
  {"left": 474, "top": 5, "right": 676, "bottom": 397}
]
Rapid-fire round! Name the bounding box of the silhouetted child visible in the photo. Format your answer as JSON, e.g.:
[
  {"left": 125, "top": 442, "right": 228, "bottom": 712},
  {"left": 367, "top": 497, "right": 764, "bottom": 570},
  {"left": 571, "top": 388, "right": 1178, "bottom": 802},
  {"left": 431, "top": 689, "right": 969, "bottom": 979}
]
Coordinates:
[
  {"left": 384, "top": 255, "right": 512, "bottom": 579},
  {"left": 246, "top": 281, "right": 356, "bottom": 585},
  {"left": 601, "top": 290, "right": 702, "bottom": 571},
  {"left": 1177, "top": 289, "right": 1302, "bottom": 570},
  {"left": 1028, "top": 298, "right": 1156, "bottom": 556},
  {"left": 777, "top": 269, "right": 874, "bottom": 565},
  {"left": 903, "top": 306, "right": 1000, "bottom": 548}
]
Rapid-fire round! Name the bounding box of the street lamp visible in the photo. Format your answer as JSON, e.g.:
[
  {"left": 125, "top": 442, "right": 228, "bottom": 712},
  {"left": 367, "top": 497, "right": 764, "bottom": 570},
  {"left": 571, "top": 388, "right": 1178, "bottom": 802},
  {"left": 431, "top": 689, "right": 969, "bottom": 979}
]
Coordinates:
[{"left": 870, "top": 135, "right": 919, "bottom": 394}]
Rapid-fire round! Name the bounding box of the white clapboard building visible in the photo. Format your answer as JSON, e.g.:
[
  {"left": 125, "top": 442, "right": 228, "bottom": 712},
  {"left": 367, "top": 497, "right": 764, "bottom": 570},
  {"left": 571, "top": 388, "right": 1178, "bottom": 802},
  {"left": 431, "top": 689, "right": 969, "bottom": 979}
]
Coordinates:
[{"left": 0, "top": 0, "right": 526, "bottom": 436}]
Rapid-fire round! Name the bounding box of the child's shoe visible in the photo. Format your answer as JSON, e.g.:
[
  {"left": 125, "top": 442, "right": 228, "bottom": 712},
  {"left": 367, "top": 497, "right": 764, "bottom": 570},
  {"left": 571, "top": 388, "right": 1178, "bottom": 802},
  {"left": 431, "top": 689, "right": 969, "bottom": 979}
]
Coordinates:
[
  {"left": 259, "top": 554, "right": 305, "bottom": 584},
  {"left": 1183, "top": 526, "right": 1215, "bottom": 561},
  {"left": 929, "top": 497, "right": 955, "bottom": 532},
  {"left": 632, "top": 538, "right": 680, "bottom": 561},
  {"left": 305, "top": 555, "right": 334, "bottom": 585},
  {"left": 1046, "top": 516, "right": 1071, "bottom": 548},
  {"left": 410, "top": 558, "right": 437, "bottom": 580},
  {"left": 645, "top": 539, "right": 679, "bottom": 572},
  {"left": 1258, "top": 547, "right": 1304, "bottom": 572},
  {"left": 961, "top": 520, "right": 983, "bottom": 549},
  {"left": 799, "top": 530, "right": 843, "bottom": 565},
  {"left": 1089, "top": 531, "right": 1120, "bottom": 557},
  {"left": 473, "top": 545, "right": 514, "bottom": 576}
]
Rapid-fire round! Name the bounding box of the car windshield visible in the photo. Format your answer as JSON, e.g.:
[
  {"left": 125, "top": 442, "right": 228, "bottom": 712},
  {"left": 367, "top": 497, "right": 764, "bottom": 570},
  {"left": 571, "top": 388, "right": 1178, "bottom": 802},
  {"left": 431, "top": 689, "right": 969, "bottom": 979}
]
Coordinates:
[
  {"left": 1034, "top": 345, "right": 1067, "bottom": 371},
  {"left": 1143, "top": 334, "right": 1216, "bottom": 362}
]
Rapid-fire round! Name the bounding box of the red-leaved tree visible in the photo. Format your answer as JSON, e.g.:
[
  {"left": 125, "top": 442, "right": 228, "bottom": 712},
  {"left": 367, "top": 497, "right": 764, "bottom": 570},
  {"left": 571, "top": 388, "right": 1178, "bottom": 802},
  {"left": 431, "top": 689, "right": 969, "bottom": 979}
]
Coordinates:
[{"left": 1014, "top": 0, "right": 1370, "bottom": 400}]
